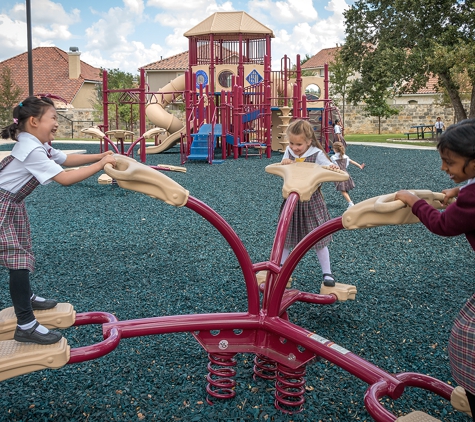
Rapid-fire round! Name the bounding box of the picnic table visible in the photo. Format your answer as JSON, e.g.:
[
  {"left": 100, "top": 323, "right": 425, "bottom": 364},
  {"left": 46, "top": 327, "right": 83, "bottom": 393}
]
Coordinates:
[{"left": 405, "top": 124, "right": 434, "bottom": 140}]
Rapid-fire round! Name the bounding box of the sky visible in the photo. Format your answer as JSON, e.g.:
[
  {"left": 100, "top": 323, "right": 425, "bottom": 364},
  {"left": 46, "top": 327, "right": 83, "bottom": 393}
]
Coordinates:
[{"left": 0, "top": 0, "right": 355, "bottom": 74}]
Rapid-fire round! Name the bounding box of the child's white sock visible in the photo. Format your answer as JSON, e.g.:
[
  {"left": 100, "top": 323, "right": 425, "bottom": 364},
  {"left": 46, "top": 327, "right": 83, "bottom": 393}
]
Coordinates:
[
  {"left": 280, "top": 247, "right": 290, "bottom": 266},
  {"left": 316, "top": 247, "right": 332, "bottom": 280},
  {"left": 31, "top": 293, "right": 46, "bottom": 302},
  {"left": 18, "top": 319, "right": 49, "bottom": 334}
]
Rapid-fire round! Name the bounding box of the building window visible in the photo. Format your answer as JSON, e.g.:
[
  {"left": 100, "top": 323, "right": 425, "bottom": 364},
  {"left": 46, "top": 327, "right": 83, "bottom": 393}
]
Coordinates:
[{"left": 408, "top": 100, "right": 418, "bottom": 105}]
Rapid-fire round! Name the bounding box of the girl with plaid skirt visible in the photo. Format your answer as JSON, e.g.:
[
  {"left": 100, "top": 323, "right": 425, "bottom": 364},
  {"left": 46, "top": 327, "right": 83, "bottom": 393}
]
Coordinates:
[
  {"left": 0, "top": 96, "right": 116, "bottom": 345},
  {"left": 280, "top": 119, "right": 340, "bottom": 287},
  {"left": 396, "top": 119, "right": 475, "bottom": 420},
  {"left": 331, "top": 142, "right": 365, "bottom": 208}
]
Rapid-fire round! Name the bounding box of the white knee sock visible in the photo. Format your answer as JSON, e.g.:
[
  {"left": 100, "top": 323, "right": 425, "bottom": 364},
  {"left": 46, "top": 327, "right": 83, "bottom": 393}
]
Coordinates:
[
  {"left": 280, "top": 247, "right": 290, "bottom": 266},
  {"left": 316, "top": 247, "right": 333, "bottom": 279}
]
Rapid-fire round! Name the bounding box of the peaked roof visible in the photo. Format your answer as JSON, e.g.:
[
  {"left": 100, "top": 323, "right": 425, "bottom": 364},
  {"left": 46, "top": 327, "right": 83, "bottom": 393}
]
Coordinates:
[
  {"left": 301, "top": 47, "right": 340, "bottom": 69},
  {"left": 303, "top": 46, "right": 438, "bottom": 95},
  {"left": 142, "top": 51, "right": 189, "bottom": 71},
  {"left": 184, "top": 11, "right": 274, "bottom": 38},
  {"left": 0, "top": 47, "right": 102, "bottom": 104},
  {"left": 142, "top": 45, "right": 239, "bottom": 71}
]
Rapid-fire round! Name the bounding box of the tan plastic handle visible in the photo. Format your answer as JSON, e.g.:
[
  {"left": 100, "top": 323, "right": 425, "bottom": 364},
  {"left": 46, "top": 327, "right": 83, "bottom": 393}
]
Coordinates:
[
  {"left": 343, "top": 189, "right": 449, "bottom": 230},
  {"left": 374, "top": 193, "right": 406, "bottom": 213},
  {"left": 265, "top": 162, "right": 349, "bottom": 202},
  {"left": 374, "top": 190, "right": 447, "bottom": 213},
  {"left": 104, "top": 155, "right": 189, "bottom": 207}
]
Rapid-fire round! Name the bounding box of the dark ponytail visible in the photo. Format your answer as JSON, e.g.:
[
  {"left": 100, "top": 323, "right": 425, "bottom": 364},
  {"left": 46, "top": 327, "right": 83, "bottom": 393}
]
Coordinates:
[{"left": 1, "top": 96, "right": 55, "bottom": 141}]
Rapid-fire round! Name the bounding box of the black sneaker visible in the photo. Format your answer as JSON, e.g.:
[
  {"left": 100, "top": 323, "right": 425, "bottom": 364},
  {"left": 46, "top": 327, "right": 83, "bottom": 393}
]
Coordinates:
[
  {"left": 14, "top": 322, "right": 62, "bottom": 345},
  {"left": 323, "top": 273, "right": 336, "bottom": 287},
  {"left": 31, "top": 294, "right": 57, "bottom": 310}
]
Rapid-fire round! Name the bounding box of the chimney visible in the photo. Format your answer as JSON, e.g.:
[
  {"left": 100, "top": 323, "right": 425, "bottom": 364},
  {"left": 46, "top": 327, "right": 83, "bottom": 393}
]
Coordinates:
[{"left": 68, "top": 46, "right": 81, "bottom": 79}]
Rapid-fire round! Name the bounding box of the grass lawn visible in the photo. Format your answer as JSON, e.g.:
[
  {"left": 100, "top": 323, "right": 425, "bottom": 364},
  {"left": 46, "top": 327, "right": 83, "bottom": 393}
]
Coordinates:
[{"left": 345, "top": 133, "right": 437, "bottom": 147}]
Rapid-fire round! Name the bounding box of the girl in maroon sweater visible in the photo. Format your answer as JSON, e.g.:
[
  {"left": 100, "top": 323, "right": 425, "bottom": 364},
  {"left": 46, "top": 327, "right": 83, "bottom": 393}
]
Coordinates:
[{"left": 396, "top": 118, "right": 475, "bottom": 420}]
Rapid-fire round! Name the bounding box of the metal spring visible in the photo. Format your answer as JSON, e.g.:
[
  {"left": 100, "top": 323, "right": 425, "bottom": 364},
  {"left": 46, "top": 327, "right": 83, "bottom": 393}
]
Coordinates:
[
  {"left": 206, "top": 352, "right": 237, "bottom": 405},
  {"left": 253, "top": 354, "right": 277, "bottom": 380},
  {"left": 274, "top": 363, "right": 306, "bottom": 414}
]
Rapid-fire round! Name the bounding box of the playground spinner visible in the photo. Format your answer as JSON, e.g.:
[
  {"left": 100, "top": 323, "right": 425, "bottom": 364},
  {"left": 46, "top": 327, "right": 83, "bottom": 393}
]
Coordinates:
[{"left": 0, "top": 156, "right": 472, "bottom": 422}]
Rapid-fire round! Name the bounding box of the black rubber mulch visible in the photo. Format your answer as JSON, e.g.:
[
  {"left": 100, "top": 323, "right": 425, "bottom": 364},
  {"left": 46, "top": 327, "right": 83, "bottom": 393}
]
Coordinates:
[{"left": 0, "top": 143, "right": 472, "bottom": 421}]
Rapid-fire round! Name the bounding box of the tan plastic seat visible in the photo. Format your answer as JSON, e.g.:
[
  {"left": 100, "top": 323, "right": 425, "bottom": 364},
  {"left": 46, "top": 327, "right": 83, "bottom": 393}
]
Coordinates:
[
  {"left": 0, "top": 338, "right": 70, "bottom": 382},
  {"left": 0, "top": 304, "right": 75, "bottom": 382},
  {"left": 0, "top": 303, "right": 76, "bottom": 341},
  {"left": 451, "top": 386, "right": 473, "bottom": 417},
  {"left": 396, "top": 411, "right": 441, "bottom": 421}
]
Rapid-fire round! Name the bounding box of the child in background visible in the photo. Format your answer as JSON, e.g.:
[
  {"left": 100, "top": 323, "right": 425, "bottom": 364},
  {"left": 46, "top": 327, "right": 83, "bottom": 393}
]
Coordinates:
[
  {"left": 395, "top": 119, "right": 475, "bottom": 420},
  {"left": 332, "top": 119, "right": 347, "bottom": 148},
  {"left": 0, "top": 96, "right": 116, "bottom": 345},
  {"left": 280, "top": 119, "right": 340, "bottom": 287},
  {"left": 435, "top": 116, "right": 445, "bottom": 138},
  {"left": 331, "top": 141, "right": 365, "bottom": 208}
]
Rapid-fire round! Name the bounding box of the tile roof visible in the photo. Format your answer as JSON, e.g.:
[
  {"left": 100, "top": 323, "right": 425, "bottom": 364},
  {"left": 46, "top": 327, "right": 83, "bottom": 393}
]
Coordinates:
[
  {"left": 0, "top": 47, "right": 101, "bottom": 104},
  {"left": 142, "top": 51, "right": 189, "bottom": 71},
  {"left": 303, "top": 46, "right": 438, "bottom": 95},
  {"left": 301, "top": 47, "right": 340, "bottom": 69}
]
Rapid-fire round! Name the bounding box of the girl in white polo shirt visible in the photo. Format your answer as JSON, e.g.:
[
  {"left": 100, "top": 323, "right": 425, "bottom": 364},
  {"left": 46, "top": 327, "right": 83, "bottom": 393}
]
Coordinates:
[{"left": 0, "top": 96, "right": 116, "bottom": 345}]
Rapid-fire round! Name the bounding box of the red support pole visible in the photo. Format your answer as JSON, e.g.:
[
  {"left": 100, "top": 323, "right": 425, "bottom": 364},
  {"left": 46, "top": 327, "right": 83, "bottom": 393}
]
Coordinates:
[
  {"left": 139, "top": 67, "right": 146, "bottom": 136},
  {"left": 323, "top": 63, "right": 330, "bottom": 152},
  {"left": 102, "top": 69, "right": 109, "bottom": 152}
]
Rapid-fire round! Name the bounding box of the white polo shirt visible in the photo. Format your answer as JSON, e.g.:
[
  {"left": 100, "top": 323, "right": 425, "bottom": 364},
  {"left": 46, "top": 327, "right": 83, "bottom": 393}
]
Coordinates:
[
  {"left": 283, "top": 145, "right": 332, "bottom": 165},
  {"left": 0, "top": 132, "right": 66, "bottom": 193}
]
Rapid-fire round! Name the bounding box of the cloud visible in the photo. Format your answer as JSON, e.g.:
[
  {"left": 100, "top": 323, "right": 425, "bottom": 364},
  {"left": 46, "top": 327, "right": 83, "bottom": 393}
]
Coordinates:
[
  {"left": 248, "top": 0, "right": 318, "bottom": 25},
  {"left": 0, "top": 15, "right": 27, "bottom": 60},
  {"left": 82, "top": 41, "right": 163, "bottom": 73},
  {"left": 9, "top": 0, "right": 80, "bottom": 26},
  {"left": 0, "top": 0, "right": 79, "bottom": 60},
  {"left": 259, "top": 0, "right": 349, "bottom": 69},
  {"left": 85, "top": 3, "right": 144, "bottom": 52}
]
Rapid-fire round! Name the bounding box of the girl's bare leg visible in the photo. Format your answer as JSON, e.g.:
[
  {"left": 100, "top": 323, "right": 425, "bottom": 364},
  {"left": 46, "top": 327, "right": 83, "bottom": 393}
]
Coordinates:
[{"left": 341, "top": 191, "right": 352, "bottom": 203}]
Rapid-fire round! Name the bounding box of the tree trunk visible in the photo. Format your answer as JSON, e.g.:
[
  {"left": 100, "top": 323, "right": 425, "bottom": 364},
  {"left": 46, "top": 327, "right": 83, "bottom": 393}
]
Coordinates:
[
  {"left": 378, "top": 116, "right": 381, "bottom": 134},
  {"left": 439, "top": 71, "right": 467, "bottom": 122},
  {"left": 469, "top": 85, "right": 475, "bottom": 119}
]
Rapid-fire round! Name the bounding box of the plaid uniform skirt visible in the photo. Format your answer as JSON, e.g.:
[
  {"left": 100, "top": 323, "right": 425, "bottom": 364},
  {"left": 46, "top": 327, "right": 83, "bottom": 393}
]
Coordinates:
[
  {"left": 280, "top": 152, "right": 332, "bottom": 251},
  {"left": 448, "top": 294, "right": 475, "bottom": 395},
  {"left": 333, "top": 134, "right": 347, "bottom": 149},
  {"left": 333, "top": 158, "right": 355, "bottom": 192},
  {"left": 0, "top": 156, "right": 40, "bottom": 272}
]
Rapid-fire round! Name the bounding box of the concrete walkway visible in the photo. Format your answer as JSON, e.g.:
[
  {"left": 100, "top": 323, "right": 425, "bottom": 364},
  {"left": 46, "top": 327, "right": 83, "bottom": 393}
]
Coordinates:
[{"left": 347, "top": 141, "right": 436, "bottom": 150}]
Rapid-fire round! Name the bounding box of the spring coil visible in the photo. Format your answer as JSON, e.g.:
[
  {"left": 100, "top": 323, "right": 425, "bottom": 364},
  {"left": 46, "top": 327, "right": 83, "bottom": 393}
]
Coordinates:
[
  {"left": 274, "top": 363, "right": 306, "bottom": 414},
  {"left": 206, "top": 352, "right": 237, "bottom": 405},
  {"left": 253, "top": 354, "right": 277, "bottom": 380}
]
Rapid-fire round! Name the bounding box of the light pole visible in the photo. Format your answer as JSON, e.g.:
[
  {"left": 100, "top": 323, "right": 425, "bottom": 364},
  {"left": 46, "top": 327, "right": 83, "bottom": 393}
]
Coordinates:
[{"left": 26, "top": 0, "right": 33, "bottom": 95}]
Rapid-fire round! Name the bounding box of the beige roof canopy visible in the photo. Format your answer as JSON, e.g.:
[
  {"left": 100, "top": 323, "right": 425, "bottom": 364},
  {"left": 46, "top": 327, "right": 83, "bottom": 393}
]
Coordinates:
[{"left": 184, "top": 11, "right": 274, "bottom": 38}]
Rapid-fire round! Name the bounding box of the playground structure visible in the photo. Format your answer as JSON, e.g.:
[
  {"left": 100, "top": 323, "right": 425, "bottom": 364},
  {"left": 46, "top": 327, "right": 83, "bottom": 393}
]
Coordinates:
[
  {"left": 97, "top": 12, "right": 341, "bottom": 164},
  {"left": 0, "top": 154, "right": 472, "bottom": 421}
]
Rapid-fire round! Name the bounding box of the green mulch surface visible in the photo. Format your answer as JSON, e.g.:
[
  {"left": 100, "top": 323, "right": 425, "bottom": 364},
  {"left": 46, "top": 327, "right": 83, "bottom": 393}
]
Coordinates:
[{"left": 0, "top": 143, "right": 472, "bottom": 421}]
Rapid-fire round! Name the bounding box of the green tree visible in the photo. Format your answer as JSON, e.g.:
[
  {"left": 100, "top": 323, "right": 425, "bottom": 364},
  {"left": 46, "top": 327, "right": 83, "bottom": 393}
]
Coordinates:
[
  {"left": 0, "top": 67, "right": 22, "bottom": 128},
  {"left": 329, "top": 48, "right": 353, "bottom": 124},
  {"left": 341, "top": 0, "right": 474, "bottom": 122},
  {"left": 93, "top": 68, "right": 140, "bottom": 130}
]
